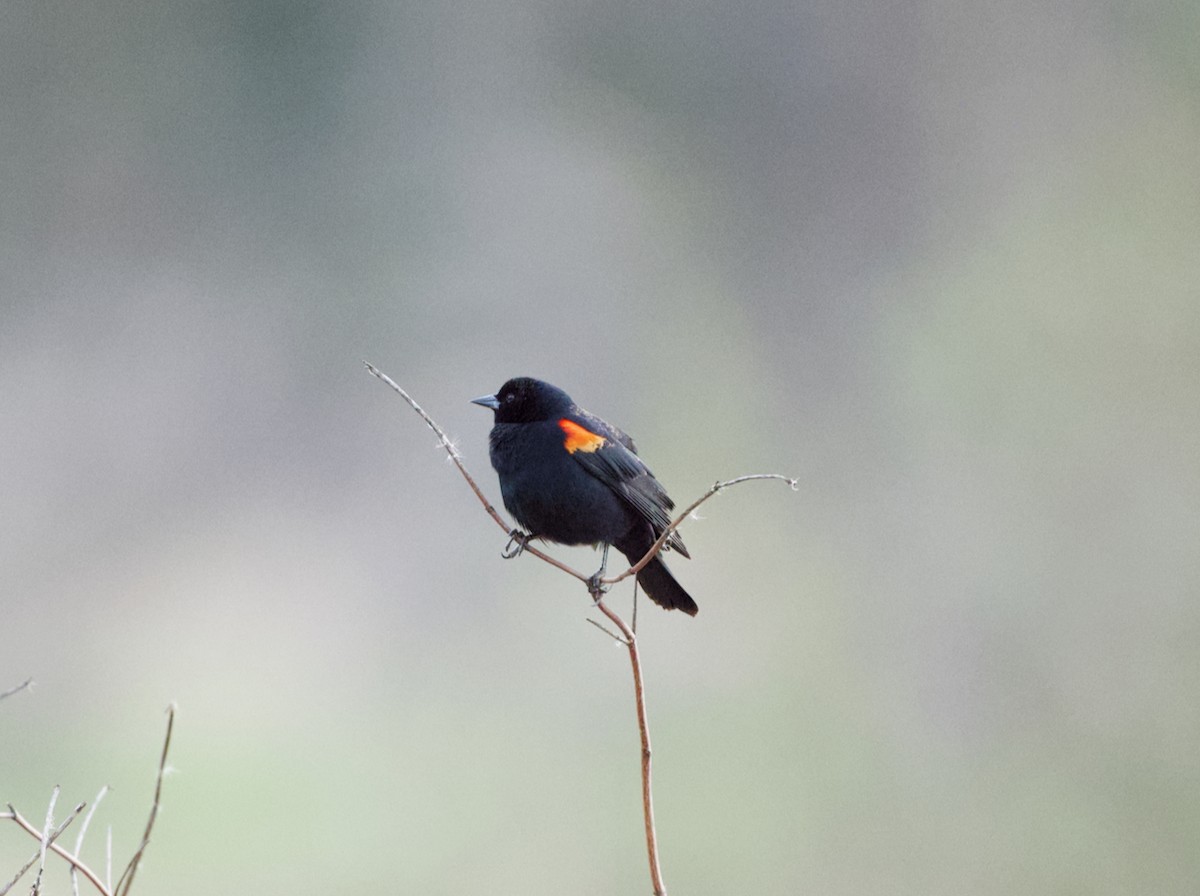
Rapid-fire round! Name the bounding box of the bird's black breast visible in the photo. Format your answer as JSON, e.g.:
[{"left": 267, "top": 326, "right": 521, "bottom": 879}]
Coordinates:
[{"left": 488, "top": 421, "right": 636, "bottom": 547}]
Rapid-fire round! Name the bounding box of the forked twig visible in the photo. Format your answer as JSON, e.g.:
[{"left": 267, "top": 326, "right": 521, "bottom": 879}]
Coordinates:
[
  {"left": 4, "top": 706, "right": 177, "bottom": 896},
  {"left": 367, "top": 363, "right": 796, "bottom": 896},
  {"left": 1, "top": 801, "right": 88, "bottom": 896}
]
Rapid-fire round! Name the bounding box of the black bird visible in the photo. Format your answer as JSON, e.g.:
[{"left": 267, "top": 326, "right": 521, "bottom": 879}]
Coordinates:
[{"left": 472, "top": 377, "right": 698, "bottom": 615}]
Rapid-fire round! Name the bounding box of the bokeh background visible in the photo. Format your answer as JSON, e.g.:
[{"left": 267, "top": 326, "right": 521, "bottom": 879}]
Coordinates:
[{"left": 3, "top": 1, "right": 1198, "bottom": 893}]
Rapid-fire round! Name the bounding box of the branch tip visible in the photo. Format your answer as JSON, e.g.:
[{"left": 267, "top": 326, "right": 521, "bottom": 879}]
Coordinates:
[{"left": 0, "top": 678, "right": 34, "bottom": 701}]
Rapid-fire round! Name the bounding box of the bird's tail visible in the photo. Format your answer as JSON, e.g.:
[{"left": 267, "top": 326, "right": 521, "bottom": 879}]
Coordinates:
[{"left": 625, "top": 552, "right": 698, "bottom": 616}]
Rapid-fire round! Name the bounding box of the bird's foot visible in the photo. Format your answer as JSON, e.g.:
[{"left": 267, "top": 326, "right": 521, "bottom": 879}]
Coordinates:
[
  {"left": 502, "top": 530, "right": 532, "bottom": 559},
  {"left": 587, "top": 544, "right": 611, "bottom": 603},
  {"left": 588, "top": 570, "right": 614, "bottom": 599},
  {"left": 586, "top": 572, "right": 611, "bottom": 605}
]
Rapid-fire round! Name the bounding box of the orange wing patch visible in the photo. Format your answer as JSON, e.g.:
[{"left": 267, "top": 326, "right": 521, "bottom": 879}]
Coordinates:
[{"left": 558, "top": 418, "right": 607, "bottom": 454}]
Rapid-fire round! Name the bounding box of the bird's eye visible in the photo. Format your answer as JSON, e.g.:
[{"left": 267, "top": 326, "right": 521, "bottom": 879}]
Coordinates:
[{"left": 504, "top": 392, "right": 515, "bottom": 403}]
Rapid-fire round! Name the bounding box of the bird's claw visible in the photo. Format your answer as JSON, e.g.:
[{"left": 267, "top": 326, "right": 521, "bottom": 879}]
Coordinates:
[
  {"left": 502, "top": 530, "right": 532, "bottom": 559},
  {"left": 586, "top": 572, "right": 610, "bottom": 604}
]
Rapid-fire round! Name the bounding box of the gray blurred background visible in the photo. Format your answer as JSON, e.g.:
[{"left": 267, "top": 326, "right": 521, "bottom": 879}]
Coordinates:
[{"left": 3, "top": 1, "right": 1198, "bottom": 893}]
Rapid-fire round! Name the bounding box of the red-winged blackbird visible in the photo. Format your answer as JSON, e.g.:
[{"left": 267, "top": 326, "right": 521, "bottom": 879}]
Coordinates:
[{"left": 472, "top": 377, "right": 698, "bottom": 616}]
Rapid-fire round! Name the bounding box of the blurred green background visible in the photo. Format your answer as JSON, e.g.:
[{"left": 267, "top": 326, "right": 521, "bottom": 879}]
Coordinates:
[{"left": 3, "top": 1, "right": 1198, "bottom": 893}]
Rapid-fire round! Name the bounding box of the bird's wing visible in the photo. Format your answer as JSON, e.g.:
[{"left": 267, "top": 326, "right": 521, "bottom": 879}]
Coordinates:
[{"left": 560, "top": 411, "right": 689, "bottom": 557}]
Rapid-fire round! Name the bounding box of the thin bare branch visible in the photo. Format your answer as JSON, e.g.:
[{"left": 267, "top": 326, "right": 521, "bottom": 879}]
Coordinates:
[
  {"left": 32, "top": 786, "right": 61, "bottom": 896},
  {"left": 365, "top": 362, "right": 589, "bottom": 585},
  {"left": 590, "top": 595, "right": 665, "bottom": 895},
  {"left": 72, "top": 787, "right": 109, "bottom": 896},
  {"left": 585, "top": 616, "right": 629, "bottom": 644},
  {"left": 114, "top": 703, "right": 176, "bottom": 896},
  {"left": 603, "top": 473, "right": 799, "bottom": 586},
  {"left": 0, "top": 678, "right": 33, "bottom": 702}
]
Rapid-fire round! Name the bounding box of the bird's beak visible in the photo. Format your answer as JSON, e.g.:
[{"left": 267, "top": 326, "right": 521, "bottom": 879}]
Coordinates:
[{"left": 471, "top": 393, "right": 500, "bottom": 410}]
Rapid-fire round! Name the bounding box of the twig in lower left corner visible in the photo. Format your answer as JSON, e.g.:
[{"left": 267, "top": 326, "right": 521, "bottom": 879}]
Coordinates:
[{"left": 2, "top": 704, "right": 177, "bottom": 896}]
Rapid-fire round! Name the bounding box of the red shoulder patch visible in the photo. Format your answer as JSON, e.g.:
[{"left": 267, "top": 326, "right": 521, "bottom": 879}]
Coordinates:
[{"left": 558, "top": 418, "right": 607, "bottom": 454}]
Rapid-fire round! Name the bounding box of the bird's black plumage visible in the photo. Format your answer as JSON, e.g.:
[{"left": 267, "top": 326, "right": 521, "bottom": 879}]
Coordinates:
[{"left": 472, "top": 377, "right": 698, "bottom": 615}]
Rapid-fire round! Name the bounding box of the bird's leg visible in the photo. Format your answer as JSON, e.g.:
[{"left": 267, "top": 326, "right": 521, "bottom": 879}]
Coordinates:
[
  {"left": 587, "top": 543, "right": 611, "bottom": 604},
  {"left": 502, "top": 529, "right": 533, "bottom": 559}
]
